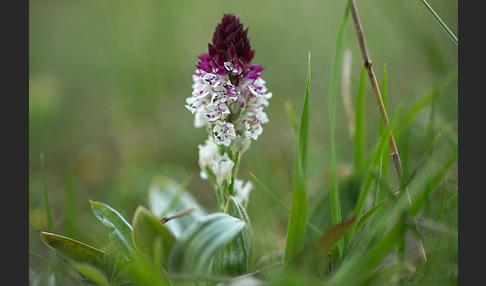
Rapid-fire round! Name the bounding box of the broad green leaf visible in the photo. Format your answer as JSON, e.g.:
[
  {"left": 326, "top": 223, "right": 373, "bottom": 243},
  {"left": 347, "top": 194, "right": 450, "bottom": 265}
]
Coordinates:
[
  {"left": 148, "top": 175, "right": 206, "bottom": 238},
  {"left": 212, "top": 196, "right": 252, "bottom": 276},
  {"left": 284, "top": 53, "right": 311, "bottom": 265},
  {"left": 132, "top": 206, "right": 176, "bottom": 267},
  {"left": 38, "top": 231, "right": 107, "bottom": 270},
  {"left": 72, "top": 263, "right": 110, "bottom": 286},
  {"left": 90, "top": 200, "right": 138, "bottom": 260},
  {"left": 168, "top": 212, "right": 245, "bottom": 275}
]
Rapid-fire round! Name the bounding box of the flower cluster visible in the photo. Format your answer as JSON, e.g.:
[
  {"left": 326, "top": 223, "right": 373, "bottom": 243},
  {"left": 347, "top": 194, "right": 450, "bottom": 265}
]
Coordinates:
[
  {"left": 186, "top": 14, "right": 272, "bottom": 148},
  {"left": 186, "top": 14, "right": 270, "bottom": 207}
]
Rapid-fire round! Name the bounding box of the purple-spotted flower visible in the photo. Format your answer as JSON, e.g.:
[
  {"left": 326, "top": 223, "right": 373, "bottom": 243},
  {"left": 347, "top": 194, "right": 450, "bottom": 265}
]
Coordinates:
[
  {"left": 187, "top": 14, "right": 269, "bottom": 208},
  {"left": 186, "top": 13, "right": 271, "bottom": 148}
]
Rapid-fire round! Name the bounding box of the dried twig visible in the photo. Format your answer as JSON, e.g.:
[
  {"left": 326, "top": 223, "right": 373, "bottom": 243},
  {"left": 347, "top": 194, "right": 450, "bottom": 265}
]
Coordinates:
[
  {"left": 160, "top": 208, "right": 195, "bottom": 224},
  {"left": 348, "top": 0, "right": 427, "bottom": 266}
]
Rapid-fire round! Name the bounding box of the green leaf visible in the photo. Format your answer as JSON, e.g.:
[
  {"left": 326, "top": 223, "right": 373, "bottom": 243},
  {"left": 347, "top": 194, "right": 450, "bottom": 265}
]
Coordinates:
[
  {"left": 212, "top": 196, "right": 252, "bottom": 276},
  {"left": 90, "top": 200, "right": 138, "bottom": 260},
  {"left": 38, "top": 231, "right": 107, "bottom": 270},
  {"left": 284, "top": 52, "right": 311, "bottom": 265},
  {"left": 132, "top": 206, "right": 176, "bottom": 267},
  {"left": 168, "top": 212, "right": 245, "bottom": 275},
  {"left": 148, "top": 175, "right": 206, "bottom": 238}
]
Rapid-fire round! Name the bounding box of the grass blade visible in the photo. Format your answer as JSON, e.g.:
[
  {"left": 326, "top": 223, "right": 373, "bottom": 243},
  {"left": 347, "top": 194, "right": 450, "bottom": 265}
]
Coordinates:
[
  {"left": 249, "top": 171, "right": 290, "bottom": 213},
  {"left": 284, "top": 101, "right": 299, "bottom": 140},
  {"left": 408, "top": 147, "right": 458, "bottom": 216},
  {"left": 284, "top": 52, "right": 311, "bottom": 265},
  {"left": 327, "top": 219, "right": 407, "bottom": 286},
  {"left": 249, "top": 171, "right": 321, "bottom": 235},
  {"left": 328, "top": 1, "right": 351, "bottom": 256},
  {"left": 354, "top": 66, "right": 367, "bottom": 176},
  {"left": 65, "top": 167, "right": 76, "bottom": 237},
  {"left": 420, "top": 0, "right": 458, "bottom": 45},
  {"left": 40, "top": 153, "right": 53, "bottom": 232},
  {"left": 375, "top": 64, "right": 390, "bottom": 203}
]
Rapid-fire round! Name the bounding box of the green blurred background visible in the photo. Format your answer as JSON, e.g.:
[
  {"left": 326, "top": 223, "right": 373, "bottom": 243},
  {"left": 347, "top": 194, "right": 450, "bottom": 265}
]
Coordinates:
[{"left": 29, "top": 0, "right": 457, "bottom": 276}]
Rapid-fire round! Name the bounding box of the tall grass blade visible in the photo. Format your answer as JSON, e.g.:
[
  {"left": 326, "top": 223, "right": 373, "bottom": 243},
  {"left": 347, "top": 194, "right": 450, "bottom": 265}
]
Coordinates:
[
  {"left": 284, "top": 52, "right": 311, "bottom": 265},
  {"left": 375, "top": 64, "right": 389, "bottom": 203},
  {"left": 65, "top": 167, "right": 76, "bottom": 237},
  {"left": 40, "top": 153, "right": 53, "bottom": 232},
  {"left": 284, "top": 101, "right": 299, "bottom": 140},
  {"left": 328, "top": 1, "right": 351, "bottom": 256},
  {"left": 354, "top": 66, "right": 367, "bottom": 176},
  {"left": 420, "top": 0, "right": 458, "bottom": 45},
  {"left": 249, "top": 171, "right": 290, "bottom": 213}
]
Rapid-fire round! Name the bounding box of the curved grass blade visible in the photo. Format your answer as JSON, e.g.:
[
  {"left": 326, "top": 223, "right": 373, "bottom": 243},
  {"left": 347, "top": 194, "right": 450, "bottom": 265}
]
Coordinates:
[
  {"left": 90, "top": 200, "right": 138, "bottom": 261},
  {"left": 38, "top": 231, "right": 107, "bottom": 270},
  {"left": 284, "top": 52, "right": 311, "bottom": 265},
  {"left": 168, "top": 212, "right": 245, "bottom": 275}
]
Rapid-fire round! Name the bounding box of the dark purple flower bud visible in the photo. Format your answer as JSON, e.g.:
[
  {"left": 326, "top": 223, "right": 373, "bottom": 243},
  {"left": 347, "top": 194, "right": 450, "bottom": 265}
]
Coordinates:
[{"left": 197, "top": 13, "right": 256, "bottom": 73}]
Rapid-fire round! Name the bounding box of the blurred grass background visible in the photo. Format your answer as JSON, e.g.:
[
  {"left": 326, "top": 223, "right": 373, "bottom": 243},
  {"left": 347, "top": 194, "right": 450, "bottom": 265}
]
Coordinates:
[{"left": 29, "top": 0, "right": 457, "bottom": 279}]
